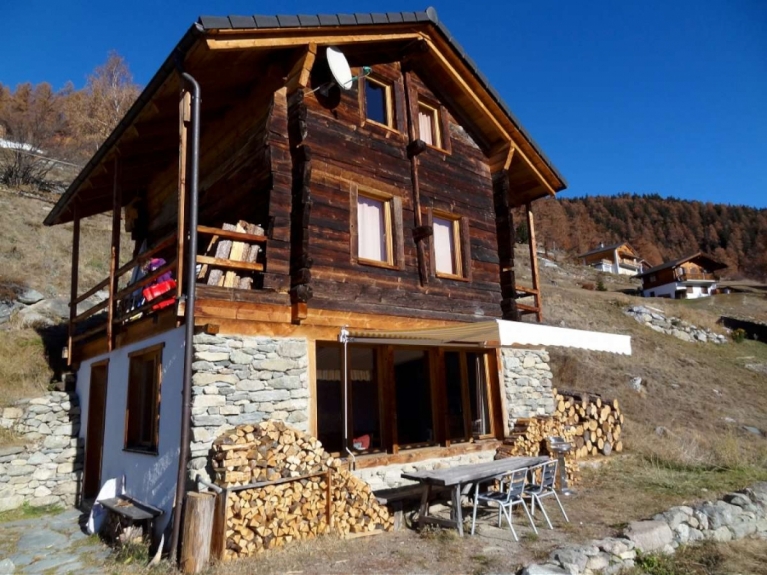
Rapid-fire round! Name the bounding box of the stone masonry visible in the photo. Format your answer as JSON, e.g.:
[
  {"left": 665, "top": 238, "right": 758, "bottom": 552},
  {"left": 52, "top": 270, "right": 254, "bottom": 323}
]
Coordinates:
[
  {"left": 501, "top": 349, "right": 555, "bottom": 429},
  {"left": 0, "top": 392, "right": 82, "bottom": 512},
  {"left": 188, "top": 334, "right": 309, "bottom": 483},
  {"left": 521, "top": 482, "right": 767, "bottom": 574}
]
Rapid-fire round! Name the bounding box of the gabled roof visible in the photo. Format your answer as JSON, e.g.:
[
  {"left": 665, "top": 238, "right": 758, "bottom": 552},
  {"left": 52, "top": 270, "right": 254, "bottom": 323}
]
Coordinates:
[
  {"left": 634, "top": 252, "right": 727, "bottom": 279},
  {"left": 45, "top": 7, "right": 567, "bottom": 227},
  {"left": 578, "top": 242, "right": 640, "bottom": 259}
]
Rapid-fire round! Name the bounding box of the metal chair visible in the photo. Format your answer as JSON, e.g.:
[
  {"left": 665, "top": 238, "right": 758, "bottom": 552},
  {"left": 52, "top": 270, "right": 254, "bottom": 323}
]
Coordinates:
[
  {"left": 470, "top": 467, "right": 537, "bottom": 540},
  {"left": 524, "top": 459, "right": 569, "bottom": 529}
]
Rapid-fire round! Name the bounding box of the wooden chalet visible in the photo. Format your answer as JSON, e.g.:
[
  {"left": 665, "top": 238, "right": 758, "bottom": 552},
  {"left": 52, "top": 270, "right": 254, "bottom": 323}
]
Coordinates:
[
  {"left": 579, "top": 242, "right": 645, "bottom": 276},
  {"left": 43, "top": 9, "right": 633, "bottom": 541},
  {"left": 635, "top": 252, "right": 726, "bottom": 299}
]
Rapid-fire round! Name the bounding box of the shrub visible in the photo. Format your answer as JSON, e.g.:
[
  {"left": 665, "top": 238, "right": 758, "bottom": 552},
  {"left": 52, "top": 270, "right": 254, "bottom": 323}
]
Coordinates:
[
  {"left": 581, "top": 282, "right": 596, "bottom": 291},
  {"left": 732, "top": 328, "right": 747, "bottom": 343},
  {"left": 596, "top": 276, "right": 607, "bottom": 291}
]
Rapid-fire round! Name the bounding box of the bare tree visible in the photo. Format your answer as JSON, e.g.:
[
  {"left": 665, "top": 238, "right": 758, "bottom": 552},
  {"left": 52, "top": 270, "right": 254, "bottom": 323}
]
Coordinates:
[{"left": 67, "top": 51, "right": 141, "bottom": 160}]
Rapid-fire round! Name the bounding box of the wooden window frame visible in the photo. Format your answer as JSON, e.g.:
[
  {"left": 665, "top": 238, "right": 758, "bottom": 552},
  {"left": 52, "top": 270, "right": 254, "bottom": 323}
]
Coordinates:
[
  {"left": 360, "top": 75, "right": 395, "bottom": 131},
  {"left": 313, "top": 342, "right": 502, "bottom": 461},
  {"left": 124, "top": 343, "right": 163, "bottom": 455},
  {"left": 349, "top": 184, "right": 404, "bottom": 270},
  {"left": 428, "top": 209, "right": 472, "bottom": 281},
  {"left": 417, "top": 100, "right": 443, "bottom": 149}
]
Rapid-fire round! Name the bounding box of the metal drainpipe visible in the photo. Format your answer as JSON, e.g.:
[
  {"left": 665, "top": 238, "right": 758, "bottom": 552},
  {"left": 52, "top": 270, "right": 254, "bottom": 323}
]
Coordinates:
[{"left": 169, "top": 71, "right": 201, "bottom": 563}]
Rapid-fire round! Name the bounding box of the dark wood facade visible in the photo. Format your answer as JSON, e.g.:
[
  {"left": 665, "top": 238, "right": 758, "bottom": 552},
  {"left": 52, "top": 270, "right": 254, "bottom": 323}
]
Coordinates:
[{"left": 46, "top": 15, "right": 566, "bottom": 364}]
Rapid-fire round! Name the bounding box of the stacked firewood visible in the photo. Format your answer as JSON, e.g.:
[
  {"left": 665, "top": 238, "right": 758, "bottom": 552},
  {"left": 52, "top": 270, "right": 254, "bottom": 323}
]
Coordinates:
[
  {"left": 198, "top": 219, "right": 264, "bottom": 288},
  {"left": 496, "top": 415, "right": 581, "bottom": 485},
  {"left": 496, "top": 388, "right": 625, "bottom": 485},
  {"left": 211, "top": 421, "right": 392, "bottom": 560},
  {"left": 555, "top": 389, "right": 624, "bottom": 458}
]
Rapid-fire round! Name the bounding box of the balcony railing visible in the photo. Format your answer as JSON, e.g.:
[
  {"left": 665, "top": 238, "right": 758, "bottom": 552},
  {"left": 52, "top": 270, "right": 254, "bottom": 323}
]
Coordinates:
[
  {"left": 69, "top": 225, "right": 268, "bottom": 352},
  {"left": 677, "top": 271, "right": 716, "bottom": 282}
]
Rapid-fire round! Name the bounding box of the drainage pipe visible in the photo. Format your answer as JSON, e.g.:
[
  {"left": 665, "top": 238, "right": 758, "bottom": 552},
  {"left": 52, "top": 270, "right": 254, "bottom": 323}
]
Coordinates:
[{"left": 169, "top": 71, "right": 201, "bottom": 563}]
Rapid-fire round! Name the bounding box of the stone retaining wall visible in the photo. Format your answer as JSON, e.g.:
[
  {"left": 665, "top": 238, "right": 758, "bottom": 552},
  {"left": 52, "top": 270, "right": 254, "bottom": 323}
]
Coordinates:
[
  {"left": 353, "top": 449, "right": 497, "bottom": 491},
  {"left": 501, "top": 349, "right": 555, "bottom": 428},
  {"left": 522, "top": 482, "right": 767, "bottom": 574},
  {"left": 625, "top": 305, "right": 727, "bottom": 344},
  {"left": 188, "top": 334, "right": 309, "bottom": 484},
  {"left": 0, "top": 392, "right": 82, "bottom": 512}
]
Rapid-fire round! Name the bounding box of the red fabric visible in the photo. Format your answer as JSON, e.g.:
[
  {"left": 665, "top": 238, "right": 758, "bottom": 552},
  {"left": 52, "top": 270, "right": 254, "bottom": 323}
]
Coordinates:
[{"left": 142, "top": 279, "right": 177, "bottom": 310}]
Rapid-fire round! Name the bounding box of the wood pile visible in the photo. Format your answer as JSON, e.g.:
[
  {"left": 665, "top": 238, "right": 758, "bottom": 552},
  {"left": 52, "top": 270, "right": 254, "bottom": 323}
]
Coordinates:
[
  {"left": 495, "top": 388, "right": 625, "bottom": 485},
  {"left": 556, "top": 389, "right": 624, "bottom": 458},
  {"left": 211, "top": 421, "right": 392, "bottom": 560},
  {"left": 198, "top": 219, "right": 264, "bottom": 288}
]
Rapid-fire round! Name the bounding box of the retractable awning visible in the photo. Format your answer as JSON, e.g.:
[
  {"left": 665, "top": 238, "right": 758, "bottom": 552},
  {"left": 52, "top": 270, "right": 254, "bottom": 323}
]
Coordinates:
[{"left": 342, "top": 319, "right": 631, "bottom": 355}]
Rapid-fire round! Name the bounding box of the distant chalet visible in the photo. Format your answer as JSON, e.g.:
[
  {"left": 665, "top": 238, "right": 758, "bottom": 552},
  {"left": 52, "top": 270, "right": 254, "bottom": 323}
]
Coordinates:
[{"left": 635, "top": 253, "right": 726, "bottom": 299}]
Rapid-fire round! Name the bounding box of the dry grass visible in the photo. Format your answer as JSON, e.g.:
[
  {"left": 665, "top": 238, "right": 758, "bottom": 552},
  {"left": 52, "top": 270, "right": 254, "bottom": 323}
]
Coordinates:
[
  {"left": 0, "top": 327, "right": 52, "bottom": 407},
  {"left": 623, "top": 539, "right": 767, "bottom": 575}
]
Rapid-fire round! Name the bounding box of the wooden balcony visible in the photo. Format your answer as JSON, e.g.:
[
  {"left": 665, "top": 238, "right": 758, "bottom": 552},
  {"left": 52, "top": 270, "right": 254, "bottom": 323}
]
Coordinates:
[
  {"left": 68, "top": 225, "right": 272, "bottom": 361},
  {"left": 677, "top": 271, "right": 717, "bottom": 282}
]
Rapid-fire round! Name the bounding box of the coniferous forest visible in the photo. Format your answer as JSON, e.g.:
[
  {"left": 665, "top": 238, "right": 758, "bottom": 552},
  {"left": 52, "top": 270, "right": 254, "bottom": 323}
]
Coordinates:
[{"left": 525, "top": 194, "right": 767, "bottom": 279}]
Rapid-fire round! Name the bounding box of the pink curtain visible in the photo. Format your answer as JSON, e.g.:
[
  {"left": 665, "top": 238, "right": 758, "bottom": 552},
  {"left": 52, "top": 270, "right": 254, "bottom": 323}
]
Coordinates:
[
  {"left": 419, "top": 109, "right": 433, "bottom": 146},
  {"left": 358, "top": 196, "right": 387, "bottom": 261},
  {"left": 433, "top": 216, "right": 455, "bottom": 274}
]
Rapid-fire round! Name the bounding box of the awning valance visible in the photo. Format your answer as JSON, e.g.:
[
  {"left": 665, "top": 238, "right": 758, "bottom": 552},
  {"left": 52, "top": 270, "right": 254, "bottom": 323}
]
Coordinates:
[{"left": 343, "top": 319, "right": 631, "bottom": 355}]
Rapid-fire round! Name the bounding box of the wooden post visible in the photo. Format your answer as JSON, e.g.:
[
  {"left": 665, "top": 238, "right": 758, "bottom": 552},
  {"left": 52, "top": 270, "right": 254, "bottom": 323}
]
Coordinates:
[
  {"left": 68, "top": 202, "right": 80, "bottom": 365},
  {"left": 492, "top": 159, "right": 520, "bottom": 321},
  {"left": 210, "top": 490, "right": 227, "bottom": 561},
  {"left": 107, "top": 158, "right": 122, "bottom": 351},
  {"left": 526, "top": 202, "right": 543, "bottom": 322},
  {"left": 180, "top": 492, "right": 216, "bottom": 574},
  {"left": 177, "top": 90, "right": 191, "bottom": 300}
]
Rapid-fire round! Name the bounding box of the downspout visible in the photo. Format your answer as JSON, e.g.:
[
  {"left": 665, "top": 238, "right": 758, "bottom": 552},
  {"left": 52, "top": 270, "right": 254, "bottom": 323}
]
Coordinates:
[
  {"left": 338, "top": 327, "right": 356, "bottom": 469},
  {"left": 169, "top": 70, "right": 201, "bottom": 563}
]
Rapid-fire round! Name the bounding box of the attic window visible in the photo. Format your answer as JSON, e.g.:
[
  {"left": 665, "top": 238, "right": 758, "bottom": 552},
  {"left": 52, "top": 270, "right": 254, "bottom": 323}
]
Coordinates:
[
  {"left": 418, "top": 101, "right": 442, "bottom": 148},
  {"left": 364, "top": 77, "right": 393, "bottom": 128}
]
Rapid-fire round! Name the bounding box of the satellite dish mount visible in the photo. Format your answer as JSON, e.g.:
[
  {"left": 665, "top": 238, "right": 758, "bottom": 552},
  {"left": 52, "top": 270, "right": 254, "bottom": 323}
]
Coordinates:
[{"left": 308, "top": 46, "right": 372, "bottom": 95}]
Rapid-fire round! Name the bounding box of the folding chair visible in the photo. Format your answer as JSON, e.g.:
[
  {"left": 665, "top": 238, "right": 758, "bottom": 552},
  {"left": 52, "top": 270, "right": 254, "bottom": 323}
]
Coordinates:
[
  {"left": 470, "top": 467, "right": 537, "bottom": 541},
  {"left": 524, "top": 459, "right": 569, "bottom": 529}
]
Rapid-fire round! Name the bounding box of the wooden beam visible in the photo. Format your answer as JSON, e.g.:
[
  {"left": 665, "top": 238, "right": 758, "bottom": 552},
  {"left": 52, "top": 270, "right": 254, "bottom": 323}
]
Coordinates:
[
  {"left": 107, "top": 159, "right": 122, "bottom": 351},
  {"left": 177, "top": 90, "right": 191, "bottom": 300},
  {"left": 68, "top": 202, "right": 80, "bottom": 365},
  {"left": 285, "top": 43, "right": 317, "bottom": 93},
  {"left": 489, "top": 144, "right": 515, "bottom": 174},
  {"left": 526, "top": 202, "right": 543, "bottom": 323},
  {"left": 205, "top": 31, "right": 423, "bottom": 51}
]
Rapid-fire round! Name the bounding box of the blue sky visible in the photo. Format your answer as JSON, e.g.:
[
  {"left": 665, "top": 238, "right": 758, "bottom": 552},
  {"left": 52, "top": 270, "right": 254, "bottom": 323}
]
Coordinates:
[{"left": 1, "top": 1, "right": 765, "bottom": 207}]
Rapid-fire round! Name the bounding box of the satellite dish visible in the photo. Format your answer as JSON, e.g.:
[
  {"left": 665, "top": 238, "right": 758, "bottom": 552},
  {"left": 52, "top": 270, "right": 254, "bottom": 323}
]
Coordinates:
[{"left": 326, "top": 46, "right": 354, "bottom": 90}]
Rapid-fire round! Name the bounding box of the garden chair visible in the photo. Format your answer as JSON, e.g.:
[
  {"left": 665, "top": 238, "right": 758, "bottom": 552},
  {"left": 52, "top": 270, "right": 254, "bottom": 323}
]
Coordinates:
[
  {"left": 524, "top": 459, "right": 569, "bottom": 529},
  {"left": 470, "top": 467, "right": 536, "bottom": 540}
]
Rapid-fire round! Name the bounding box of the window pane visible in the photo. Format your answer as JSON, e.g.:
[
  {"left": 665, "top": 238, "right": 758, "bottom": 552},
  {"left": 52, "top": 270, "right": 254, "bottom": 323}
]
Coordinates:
[
  {"left": 433, "top": 216, "right": 456, "bottom": 275},
  {"left": 365, "top": 80, "right": 388, "bottom": 125},
  {"left": 467, "top": 353, "right": 491, "bottom": 437},
  {"left": 394, "top": 350, "right": 434, "bottom": 445},
  {"left": 316, "top": 344, "right": 343, "bottom": 454},
  {"left": 358, "top": 196, "right": 388, "bottom": 262},
  {"left": 444, "top": 352, "right": 466, "bottom": 440},
  {"left": 349, "top": 347, "right": 380, "bottom": 451},
  {"left": 418, "top": 107, "right": 434, "bottom": 146}
]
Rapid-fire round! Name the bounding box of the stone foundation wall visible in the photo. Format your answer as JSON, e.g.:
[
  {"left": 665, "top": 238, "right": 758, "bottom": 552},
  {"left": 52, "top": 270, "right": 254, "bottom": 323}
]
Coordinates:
[
  {"left": 0, "top": 392, "right": 82, "bottom": 512},
  {"left": 501, "top": 349, "right": 555, "bottom": 428},
  {"left": 353, "top": 449, "right": 497, "bottom": 491},
  {"left": 188, "top": 334, "right": 309, "bottom": 483}
]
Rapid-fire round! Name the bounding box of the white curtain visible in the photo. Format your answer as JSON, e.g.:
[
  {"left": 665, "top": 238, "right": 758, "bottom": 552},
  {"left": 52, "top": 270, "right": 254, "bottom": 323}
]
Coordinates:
[
  {"left": 433, "top": 216, "right": 455, "bottom": 274},
  {"left": 419, "top": 109, "right": 434, "bottom": 146},
  {"left": 358, "top": 196, "right": 387, "bottom": 261}
]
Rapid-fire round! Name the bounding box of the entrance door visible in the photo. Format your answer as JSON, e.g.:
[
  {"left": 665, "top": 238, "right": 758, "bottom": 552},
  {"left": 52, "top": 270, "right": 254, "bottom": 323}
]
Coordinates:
[{"left": 83, "top": 361, "right": 108, "bottom": 499}]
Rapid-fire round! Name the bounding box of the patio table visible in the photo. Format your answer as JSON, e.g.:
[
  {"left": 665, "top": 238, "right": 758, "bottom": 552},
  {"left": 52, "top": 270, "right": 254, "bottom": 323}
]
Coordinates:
[{"left": 401, "top": 455, "right": 548, "bottom": 536}]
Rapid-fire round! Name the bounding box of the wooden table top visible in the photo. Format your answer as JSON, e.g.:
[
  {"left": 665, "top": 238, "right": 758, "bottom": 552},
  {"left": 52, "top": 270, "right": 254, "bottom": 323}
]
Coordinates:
[{"left": 401, "top": 455, "right": 549, "bottom": 487}]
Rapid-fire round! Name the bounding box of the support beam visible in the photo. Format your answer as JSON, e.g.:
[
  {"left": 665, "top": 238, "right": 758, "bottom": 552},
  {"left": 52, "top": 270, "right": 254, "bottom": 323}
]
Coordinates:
[
  {"left": 107, "top": 159, "right": 122, "bottom": 351},
  {"left": 68, "top": 203, "right": 80, "bottom": 365},
  {"left": 526, "top": 202, "right": 543, "bottom": 323},
  {"left": 177, "top": 90, "right": 191, "bottom": 300},
  {"left": 285, "top": 43, "right": 317, "bottom": 93},
  {"left": 205, "top": 31, "right": 423, "bottom": 51},
  {"left": 403, "top": 69, "right": 430, "bottom": 286},
  {"left": 491, "top": 148, "right": 519, "bottom": 321}
]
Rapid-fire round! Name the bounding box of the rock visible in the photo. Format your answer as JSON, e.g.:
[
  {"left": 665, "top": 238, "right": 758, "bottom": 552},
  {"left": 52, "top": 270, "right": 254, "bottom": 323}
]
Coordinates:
[
  {"left": 550, "top": 547, "right": 589, "bottom": 572},
  {"left": 17, "top": 288, "right": 44, "bottom": 305},
  {"left": 741, "top": 425, "right": 763, "bottom": 436},
  {"left": 22, "top": 298, "right": 69, "bottom": 319},
  {"left": 729, "top": 518, "right": 757, "bottom": 539},
  {"left": 521, "top": 565, "right": 570, "bottom": 575},
  {"left": 0, "top": 495, "right": 24, "bottom": 512},
  {"left": 625, "top": 520, "right": 674, "bottom": 552},
  {"left": 674, "top": 523, "right": 690, "bottom": 543},
  {"left": 0, "top": 559, "right": 14, "bottom": 575},
  {"left": 709, "top": 526, "right": 732, "bottom": 542},
  {"left": 629, "top": 377, "right": 643, "bottom": 392},
  {"left": 1, "top": 407, "right": 23, "bottom": 420},
  {"left": 585, "top": 554, "right": 610, "bottom": 571},
  {"left": 724, "top": 492, "right": 754, "bottom": 508},
  {"left": 700, "top": 500, "right": 742, "bottom": 530},
  {"left": 654, "top": 506, "right": 692, "bottom": 529}
]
